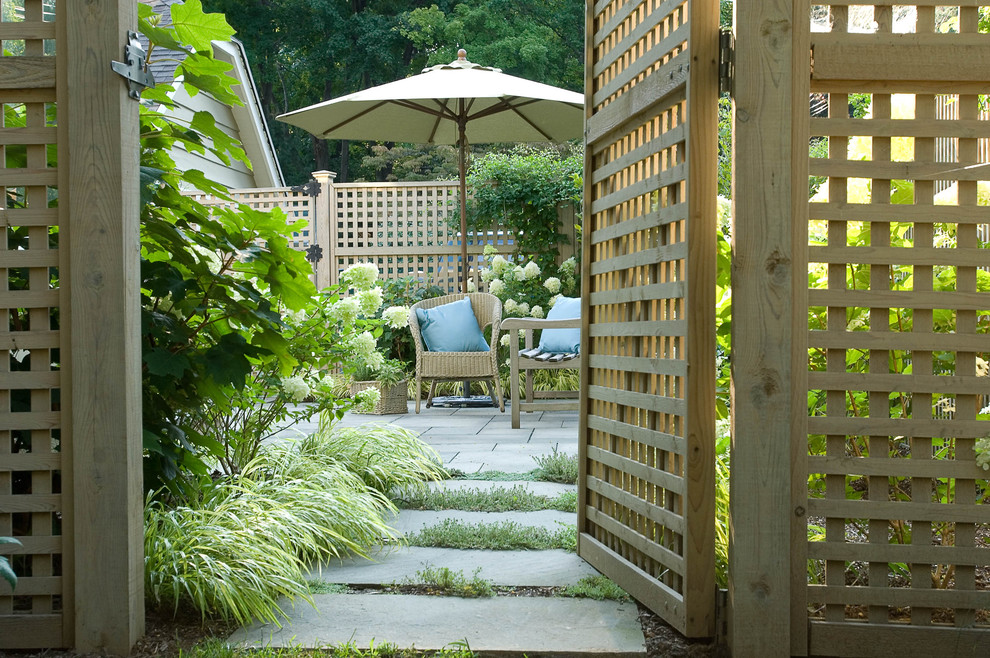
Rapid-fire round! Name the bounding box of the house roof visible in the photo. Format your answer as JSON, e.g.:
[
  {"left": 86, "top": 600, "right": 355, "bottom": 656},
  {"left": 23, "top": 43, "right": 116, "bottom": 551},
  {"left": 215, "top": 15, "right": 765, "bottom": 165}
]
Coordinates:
[{"left": 138, "top": 0, "right": 285, "bottom": 187}]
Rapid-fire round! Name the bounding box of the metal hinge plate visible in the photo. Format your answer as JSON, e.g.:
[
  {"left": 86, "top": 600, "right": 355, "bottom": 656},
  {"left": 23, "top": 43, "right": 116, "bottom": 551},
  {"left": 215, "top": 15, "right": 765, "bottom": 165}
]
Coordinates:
[
  {"left": 719, "top": 29, "right": 735, "bottom": 96},
  {"left": 111, "top": 30, "right": 155, "bottom": 100}
]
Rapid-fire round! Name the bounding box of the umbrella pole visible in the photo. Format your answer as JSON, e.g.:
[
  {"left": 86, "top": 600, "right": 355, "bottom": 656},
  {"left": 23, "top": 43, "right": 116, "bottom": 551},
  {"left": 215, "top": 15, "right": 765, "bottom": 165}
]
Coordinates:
[{"left": 457, "top": 123, "right": 470, "bottom": 294}]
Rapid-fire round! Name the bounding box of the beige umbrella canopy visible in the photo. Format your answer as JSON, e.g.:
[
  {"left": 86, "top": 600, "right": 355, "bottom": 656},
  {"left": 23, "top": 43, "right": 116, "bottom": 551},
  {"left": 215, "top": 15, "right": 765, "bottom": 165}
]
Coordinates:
[{"left": 277, "top": 50, "right": 584, "bottom": 291}]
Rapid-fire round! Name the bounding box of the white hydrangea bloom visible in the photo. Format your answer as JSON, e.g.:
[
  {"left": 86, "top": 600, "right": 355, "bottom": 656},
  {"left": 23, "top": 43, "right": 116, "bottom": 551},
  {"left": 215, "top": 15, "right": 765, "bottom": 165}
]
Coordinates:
[
  {"left": 284, "top": 308, "right": 308, "bottom": 326},
  {"left": 549, "top": 294, "right": 561, "bottom": 308},
  {"left": 560, "top": 257, "right": 577, "bottom": 273},
  {"left": 480, "top": 268, "right": 495, "bottom": 283},
  {"left": 543, "top": 277, "right": 562, "bottom": 294},
  {"left": 977, "top": 356, "right": 988, "bottom": 377},
  {"left": 511, "top": 265, "right": 525, "bottom": 281},
  {"left": 319, "top": 374, "right": 338, "bottom": 392},
  {"left": 342, "top": 262, "right": 379, "bottom": 290},
  {"left": 500, "top": 334, "right": 510, "bottom": 347},
  {"left": 281, "top": 375, "right": 311, "bottom": 402},
  {"left": 362, "top": 350, "right": 386, "bottom": 371},
  {"left": 358, "top": 287, "right": 384, "bottom": 316},
  {"left": 355, "top": 387, "right": 381, "bottom": 413},
  {"left": 491, "top": 255, "right": 510, "bottom": 275},
  {"left": 517, "top": 302, "right": 530, "bottom": 315},
  {"left": 329, "top": 298, "right": 360, "bottom": 326},
  {"left": 504, "top": 299, "right": 518, "bottom": 314},
  {"left": 467, "top": 279, "right": 477, "bottom": 292},
  {"left": 489, "top": 279, "right": 506, "bottom": 296},
  {"left": 976, "top": 436, "right": 990, "bottom": 471},
  {"left": 382, "top": 305, "right": 410, "bottom": 329},
  {"left": 523, "top": 261, "right": 541, "bottom": 280},
  {"left": 350, "top": 331, "right": 378, "bottom": 359},
  {"left": 531, "top": 305, "right": 544, "bottom": 319}
]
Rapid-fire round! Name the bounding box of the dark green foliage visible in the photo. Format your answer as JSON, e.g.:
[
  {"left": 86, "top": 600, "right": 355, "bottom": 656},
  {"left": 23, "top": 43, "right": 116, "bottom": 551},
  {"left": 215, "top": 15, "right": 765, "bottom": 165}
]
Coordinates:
[
  {"left": 374, "top": 276, "right": 446, "bottom": 368},
  {"left": 464, "top": 146, "right": 582, "bottom": 272},
  {"left": 202, "top": 0, "right": 585, "bottom": 182},
  {"left": 139, "top": 2, "right": 318, "bottom": 490}
]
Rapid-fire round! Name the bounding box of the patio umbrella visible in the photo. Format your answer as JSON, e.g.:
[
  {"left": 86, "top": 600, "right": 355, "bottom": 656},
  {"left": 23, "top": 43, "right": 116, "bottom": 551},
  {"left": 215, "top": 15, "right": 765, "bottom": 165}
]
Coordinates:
[{"left": 277, "top": 49, "right": 584, "bottom": 292}]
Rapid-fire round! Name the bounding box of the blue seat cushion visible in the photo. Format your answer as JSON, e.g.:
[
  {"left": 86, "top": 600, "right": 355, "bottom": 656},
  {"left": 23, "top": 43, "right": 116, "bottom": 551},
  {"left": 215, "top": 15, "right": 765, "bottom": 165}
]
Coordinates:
[
  {"left": 416, "top": 297, "right": 490, "bottom": 352},
  {"left": 538, "top": 296, "right": 581, "bottom": 354}
]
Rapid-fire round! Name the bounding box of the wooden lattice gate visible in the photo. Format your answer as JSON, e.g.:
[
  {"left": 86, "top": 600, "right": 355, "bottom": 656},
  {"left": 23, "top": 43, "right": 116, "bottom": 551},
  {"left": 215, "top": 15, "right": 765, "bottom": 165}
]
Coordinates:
[
  {"left": 1, "top": 0, "right": 144, "bottom": 652},
  {"left": 732, "top": 0, "right": 990, "bottom": 655},
  {"left": 579, "top": 0, "right": 719, "bottom": 637}
]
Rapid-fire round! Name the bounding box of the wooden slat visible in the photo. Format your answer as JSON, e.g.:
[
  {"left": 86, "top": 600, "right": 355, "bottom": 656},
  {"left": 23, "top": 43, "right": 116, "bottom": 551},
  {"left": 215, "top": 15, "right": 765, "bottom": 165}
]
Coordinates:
[
  {"left": 590, "top": 281, "right": 685, "bottom": 305},
  {"left": 811, "top": 34, "right": 990, "bottom": 84},
  {"left": 808, "top": 622, "right": 990, "bottom": 658},
  {"left": 588, "top": 384, "right": 686, "bottom": 416},
  {"left": 0, "top": 56, "right": 56, "bottom": 89},
  {"left": 588, "top": 202, "right": 686, "bottom": 244},
  {"left": 808, "top": 246, "right": 990, "bottom": 268},
  {"left": 579, "top": 533, "right": 688, "bottom": 633},
  {"left": 590, "top": 162, "right": 686, "bottom": 215},
  {"left": 587, "top": 414, "right": 686, "bottom": 453},
  {"left": 591, "top": 123, "right": 687, "bottom": 184},
  {"left": 808, "top": 372, "right": 990, "bottom": 396},
  {"left": 809, "top": 158, "right": 990, "bottom": 181},
  {"left": 808, "top": 416, "right": 990, "bottom": 439},
  {"left": 0, "top": 127, "right": 58, "bottom": 146},
  {"left": 587, "top": 354, "right": 688, "bottom": 377},
  {"left": 0, "top": 371, "right": 60, "bottom": 389},
  {"left": 808, "top": 539, "right": 989, "bottom": 566},
  {"left": 587, "top": 476, "right": 686, "bottom": 535},
  {"left": 0, "top": 615, "right": 63, "bottom": 649},
  {"left": 0, "top": 208, "right": 60, "bottom": 227},
  {"left": 0, "top": 289, "right": 60, "bottom": 308},
  {"left": 0, "top": 494, "right": 60, "bottom": 513},
  {"left": 593, "top": 21, "right": 691, "bottom": 99},
  {"left": 808, "top": 584, "right": 990, "bottom": 608},
  {"left": 0, "top": 576, "right": 61, "bottom": 597},
  {"left": 0, "top": 249, "right": 60, "bottom": 268},
  {"left": 0, "top": 535, "right": 61, "bottom": 554},
  {"left": 585, "top": 506, "right": 687, "bottom": 575},
  {"left": 809, "top": 202, "right": 990, "bottom": 224},
  {"left": 808, "top": 330, "right": 988, "bottom": 352},
  {"left": 587, "top": 319, "right": 687, "bottom": 337},
  {"left": 588, "top": 444, "right": 686, "bottom": 495},
  {"left": 807, "top": 498, "right": 987, "bottom": 523},
  {"left": 0, "top": 168, "right": 58, "bottom": 186},
  {"left": 0, "top": 22, "right": 57, "bottom": 39},
  {"left": 587, "top": 53, "right": 688, "bottom": 144},
  {"left": 808, "top": 289, "right": 990, "bottom": 312},
  {"left": 810, "top": 117, "right": 990, "bottom": 139},
  {"left": 807, "top": 455, "right": 983, "bottom": 479},
  {"left": 0, "top": 331, "right": 60, "bottom": 350},
  {"left": 0, "top": 411, "right": 61, "bottom": 430}
]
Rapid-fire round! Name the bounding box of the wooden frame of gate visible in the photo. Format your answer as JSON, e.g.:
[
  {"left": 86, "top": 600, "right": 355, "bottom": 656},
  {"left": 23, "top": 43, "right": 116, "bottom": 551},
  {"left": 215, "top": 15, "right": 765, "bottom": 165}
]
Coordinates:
[
  {"left": 580, "top": 0, "right": 719, "bottom": 638},
  {"left": 732, "top": 1, "right": 990, "bottom": 655},
  {"left": 1, "top": 0, "right": 144, "bottom": 652}
]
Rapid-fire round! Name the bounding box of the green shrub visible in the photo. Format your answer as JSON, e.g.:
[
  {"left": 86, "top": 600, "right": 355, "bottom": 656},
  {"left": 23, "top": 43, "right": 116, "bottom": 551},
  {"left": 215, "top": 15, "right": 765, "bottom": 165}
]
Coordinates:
[
  {"left": 405, "top": 566, "right": 495, "bottom": 598},
  {"left": 559, "top": 575, "right": 629, "bottom": 601}
]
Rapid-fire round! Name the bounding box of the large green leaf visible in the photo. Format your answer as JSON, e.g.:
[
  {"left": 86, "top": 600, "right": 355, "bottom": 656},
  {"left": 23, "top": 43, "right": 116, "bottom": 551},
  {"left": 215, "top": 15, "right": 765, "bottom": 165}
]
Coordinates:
[{"left": 171, "top": 0, "right": 235, "bottom": 53}]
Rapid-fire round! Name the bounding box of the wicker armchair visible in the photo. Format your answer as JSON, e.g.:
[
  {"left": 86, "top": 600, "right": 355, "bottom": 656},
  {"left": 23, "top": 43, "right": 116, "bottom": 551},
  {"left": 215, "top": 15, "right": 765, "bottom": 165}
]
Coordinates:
[{"left": 408, "top": 293, "right": 505, "bottom": 413}]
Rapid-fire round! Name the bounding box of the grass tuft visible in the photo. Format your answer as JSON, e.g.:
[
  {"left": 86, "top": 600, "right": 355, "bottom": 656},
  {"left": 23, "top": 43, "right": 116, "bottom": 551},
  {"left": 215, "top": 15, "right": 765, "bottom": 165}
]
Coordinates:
[
  {"left": 403, "top": 565, "right": 496, "bottom": 598},
  {"left": 559, "top": 575, "right": 630, "bottom": 601},
  {"left": 408, "top": 519, "right": 577, "bottom": 552},
  {"left": 397, "top": 484, "right": 576, "bottom": 513},
  {"left": 307, "top": 580, "right": 350, "bottom": 595},
  {"left": 532, "top": 446, "right": 579, "bottom": 484}
]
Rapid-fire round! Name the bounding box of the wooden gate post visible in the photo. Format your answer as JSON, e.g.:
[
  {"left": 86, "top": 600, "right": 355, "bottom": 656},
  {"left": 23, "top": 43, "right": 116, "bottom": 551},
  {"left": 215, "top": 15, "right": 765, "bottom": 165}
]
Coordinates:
[
  {"left": 311, "top": 170, "right": 336, "bottom": 290},
  {"left": 729, "top": 0, "right": 810, "bottom": 655},
  {"left": 60, "top": 0, "right": 144, "bottom": 652}
]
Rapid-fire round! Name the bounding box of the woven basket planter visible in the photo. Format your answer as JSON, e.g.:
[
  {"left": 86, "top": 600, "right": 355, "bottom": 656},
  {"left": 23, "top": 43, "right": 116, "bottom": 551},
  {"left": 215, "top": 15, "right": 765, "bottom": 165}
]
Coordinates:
[{"left": 350, "top": 380, "right": 408, "bottom": 415}]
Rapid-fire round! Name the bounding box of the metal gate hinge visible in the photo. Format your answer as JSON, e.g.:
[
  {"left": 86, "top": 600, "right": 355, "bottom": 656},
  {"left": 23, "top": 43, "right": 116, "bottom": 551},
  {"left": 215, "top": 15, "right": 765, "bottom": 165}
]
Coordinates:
[
  {"left": 718, "top": 29, "right": 735, "bottom": 97},
  {"left": 111, "top": 30, "right": 156, "bottom": 100}
]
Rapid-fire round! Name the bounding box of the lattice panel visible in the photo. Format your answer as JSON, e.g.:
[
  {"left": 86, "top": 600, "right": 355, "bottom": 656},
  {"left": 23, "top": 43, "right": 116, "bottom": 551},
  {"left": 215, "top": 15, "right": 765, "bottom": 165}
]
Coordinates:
[
  {"left": 0, "top": 0, "right": 64, "bottom": 647},
  {"left": 805, "top": 3, "right": 990, "bottom": 652},
  {"left": 582, "top": 0, "right": 715, "bottom": 638},
  {"left": 332, "top": 181, "right": 514, "bottom": 292},
  {"left": 189, "top": 187, "right": 315, "bottom": 250}
]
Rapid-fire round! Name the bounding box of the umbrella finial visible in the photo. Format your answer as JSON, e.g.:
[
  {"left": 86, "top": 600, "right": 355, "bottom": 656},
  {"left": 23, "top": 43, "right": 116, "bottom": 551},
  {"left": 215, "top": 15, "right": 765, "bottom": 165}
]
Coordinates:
[{"left": 457, "top": 48, "right": 467, "bottom": 61}]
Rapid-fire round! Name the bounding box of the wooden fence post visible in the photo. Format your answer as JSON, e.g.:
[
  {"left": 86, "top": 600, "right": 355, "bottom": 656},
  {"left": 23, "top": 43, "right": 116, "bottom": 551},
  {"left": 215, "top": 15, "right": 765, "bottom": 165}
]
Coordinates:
[
  {"left": 729, "top": 0, "right": 810, "bottom": 654},
  {"left": 60, "top": 1, "right": 144, "bottom": 652},
  {"left": 311, "top": 170, "right": 336, "bottom": 290}
]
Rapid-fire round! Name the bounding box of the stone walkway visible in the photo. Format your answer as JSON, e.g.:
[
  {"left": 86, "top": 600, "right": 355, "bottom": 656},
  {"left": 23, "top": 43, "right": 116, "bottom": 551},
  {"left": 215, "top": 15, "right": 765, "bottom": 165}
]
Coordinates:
[{"left": 230, "top": 403, "right": 647, "bottom": 656}]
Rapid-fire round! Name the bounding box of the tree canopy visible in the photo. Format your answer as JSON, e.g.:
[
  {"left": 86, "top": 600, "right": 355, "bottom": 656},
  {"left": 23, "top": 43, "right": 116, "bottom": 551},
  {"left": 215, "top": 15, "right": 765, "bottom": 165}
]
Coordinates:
[{"left": 202, "top": 0, "right": 584, "bottom": 184}]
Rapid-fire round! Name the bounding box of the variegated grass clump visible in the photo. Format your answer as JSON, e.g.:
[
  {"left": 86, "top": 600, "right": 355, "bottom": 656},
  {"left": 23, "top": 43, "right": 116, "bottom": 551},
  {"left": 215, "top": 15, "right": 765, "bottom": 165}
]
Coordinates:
[
  {"left": 145, "top": 421, "right": 446, "bottom": 625},
  {"left": 304, "top": 416, "right": 448, "bottom": 495}
]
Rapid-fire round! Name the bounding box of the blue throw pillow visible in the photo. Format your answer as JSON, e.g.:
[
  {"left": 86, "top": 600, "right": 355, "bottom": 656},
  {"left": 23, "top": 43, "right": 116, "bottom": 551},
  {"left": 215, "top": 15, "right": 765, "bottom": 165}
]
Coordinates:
[
  {"left": 415, "top": 297, "right": 490, "bottom": 352},
  {"left": 538, "top": 296, "right": 581, "bottom": 353}
]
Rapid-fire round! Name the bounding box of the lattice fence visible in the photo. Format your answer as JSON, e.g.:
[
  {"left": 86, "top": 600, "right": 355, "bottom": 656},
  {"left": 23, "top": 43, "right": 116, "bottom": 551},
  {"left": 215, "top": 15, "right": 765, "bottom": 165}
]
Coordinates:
[
  {"left": 580, "top": 0, "right": 716, "bottom": 638},
  {"left": 0, "top": 0, "right": 64, "bottom": 647},
  {"left": 805, "top": 3, "right": 990, "bottom": 653},
  {"left": 191, "top": 177, "right": 579, "bottom": 294}
]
